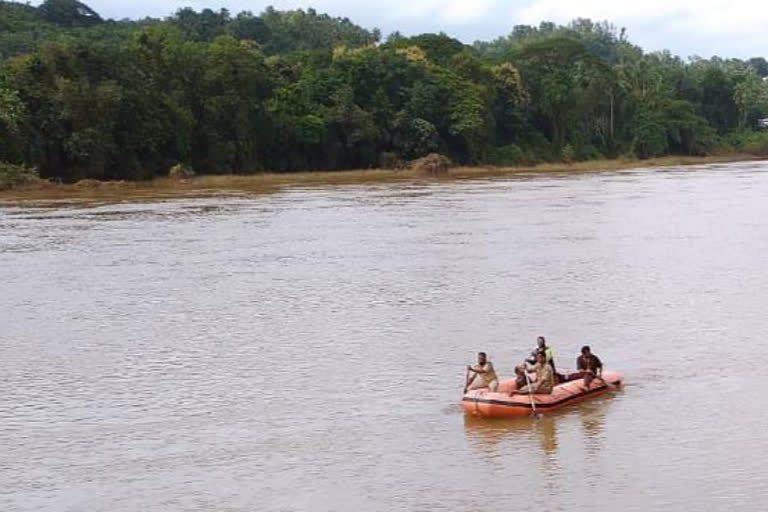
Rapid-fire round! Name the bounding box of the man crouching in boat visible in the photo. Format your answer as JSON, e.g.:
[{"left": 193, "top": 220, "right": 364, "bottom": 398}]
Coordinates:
[
  {"left": 576, "top": 345, "right": 603, "bottom": 387},
  {"left": 513, "top": 351, "right": 554, "bottom": 395},
  {"left": 465, "top": 352, "right": 499, "bottom": 393}
]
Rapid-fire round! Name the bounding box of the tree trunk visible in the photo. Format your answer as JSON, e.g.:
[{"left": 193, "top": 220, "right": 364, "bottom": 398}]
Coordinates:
[{"left": 609, "top": 90, "right": 615, "bottom": 141}]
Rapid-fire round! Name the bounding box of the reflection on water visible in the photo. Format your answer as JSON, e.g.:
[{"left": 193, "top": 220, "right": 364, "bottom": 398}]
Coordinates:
[
  {"left": 463, "top": 396, "right": 612, "bottom": 461},
  {"left": 464, "top": 414, "right": 560, "bottom": 455},
  {"left": 578, "top": 399, "right": 608, "bottom": 459},
  {"left": 3, "top": 161, "right": 768, "bottom": 511}
]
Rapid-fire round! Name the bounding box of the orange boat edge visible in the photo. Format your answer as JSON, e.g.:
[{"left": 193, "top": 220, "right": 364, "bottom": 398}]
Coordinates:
[{"left": 462, "top": 370, "right": 623, "bottom": 417}]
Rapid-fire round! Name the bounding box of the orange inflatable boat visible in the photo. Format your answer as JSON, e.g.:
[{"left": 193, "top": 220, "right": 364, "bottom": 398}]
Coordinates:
[{"left": 462, "top": 370, "right": 623, "bottom": 417}]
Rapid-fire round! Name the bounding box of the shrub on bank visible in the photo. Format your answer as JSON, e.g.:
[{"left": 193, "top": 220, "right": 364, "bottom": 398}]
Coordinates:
[
  {"left": 741, "top": 132, "right": 768, "bottom": 156},
  {"left": 410, "top": 153, "right": 451, "bottom": 175},
  {"left": 719, "top": 131, "right": 768, "bottom": 156},
  {"left": 168, "top": 163, "right": 195, "bottom": 179},
  {"left": 0, "top": 162, "right": 39, "bottom": 190},
  {"left": 488, "top": 144, "right": 528, "bottom": 166},
  {"left": 575, "top": 144, "right": 605, "bottom": 161},
  {"left": 379, "top": 152, "right": 404, "bottom": 169},
  {"left": 560, "top": 144, "right": 575, "bottom": 164}
]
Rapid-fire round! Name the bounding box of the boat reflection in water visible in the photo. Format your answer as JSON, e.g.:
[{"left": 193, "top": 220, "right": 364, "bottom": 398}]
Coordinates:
[
  {"left": 463, "top": 391, "right": 617, "bottom": 488},
  {"left": 463, "top": 413, "right": 560, "bottom": 455}
]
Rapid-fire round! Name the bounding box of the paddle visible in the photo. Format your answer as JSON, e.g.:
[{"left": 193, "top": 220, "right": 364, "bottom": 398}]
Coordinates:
[
  {"left": 463, "top": 366, "right": 472, "bottom": 395},
  {"left": 523, "top": 368, "right": 542, "bottom": 419},
  {"left": 595, "top": 374, "right": 617, "bottom": 390}
]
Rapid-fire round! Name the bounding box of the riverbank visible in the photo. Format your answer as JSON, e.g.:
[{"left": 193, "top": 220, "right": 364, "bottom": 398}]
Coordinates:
[{"left": 0, "top": 154, "right": 763, "bottom": 203}]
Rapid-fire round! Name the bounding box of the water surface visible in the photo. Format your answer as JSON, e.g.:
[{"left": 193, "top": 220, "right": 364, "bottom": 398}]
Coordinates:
[{"left": 2, "top": 161, "right": 768, "bottom": 511}]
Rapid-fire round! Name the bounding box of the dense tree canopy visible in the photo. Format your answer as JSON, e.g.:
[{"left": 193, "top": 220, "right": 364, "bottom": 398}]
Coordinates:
[{"left": 1, "top": 1, "right": 767, "bottom": 181}]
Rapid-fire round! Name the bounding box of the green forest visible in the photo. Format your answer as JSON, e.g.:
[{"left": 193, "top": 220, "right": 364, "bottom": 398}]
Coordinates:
[{"left": 2, "top": 0, "right": 768, "bottom": 184}]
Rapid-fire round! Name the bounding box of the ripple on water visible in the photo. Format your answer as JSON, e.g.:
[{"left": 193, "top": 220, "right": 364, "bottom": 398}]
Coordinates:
[{"left": 2, "top": 162, "right": 768, "bottom": 511}]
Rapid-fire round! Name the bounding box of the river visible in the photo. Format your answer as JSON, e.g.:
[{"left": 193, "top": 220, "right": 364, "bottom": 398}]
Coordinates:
[{"left": 2, "top": 161, "right": 768, "bottom": 511}]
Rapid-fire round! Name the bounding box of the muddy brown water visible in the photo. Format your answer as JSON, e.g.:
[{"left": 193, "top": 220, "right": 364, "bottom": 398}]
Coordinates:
[{"left": 2, "top": 161, "right": 768, "bottom": 511}]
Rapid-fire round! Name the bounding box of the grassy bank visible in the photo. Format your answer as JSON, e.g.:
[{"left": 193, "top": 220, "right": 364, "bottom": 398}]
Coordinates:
[{"left": 0, "top": 154, "right": 763, "bottom": 204}]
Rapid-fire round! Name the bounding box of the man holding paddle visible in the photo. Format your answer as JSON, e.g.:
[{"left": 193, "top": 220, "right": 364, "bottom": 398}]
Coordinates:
[
  {"left": 513, "top": 351, "right": 554, "bottom": 395},
  {"left": 465, "top": 352, "right": 499, "bottom": 393},
  {"left": 576, "top": 345, "right": 603, "bottom": 387}
]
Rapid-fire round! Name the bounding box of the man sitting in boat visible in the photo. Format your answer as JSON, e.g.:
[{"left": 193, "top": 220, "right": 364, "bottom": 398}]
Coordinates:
[
  {"left": 465, "top": 352, "right": 499, "bottom": 393},
  {"left": 514, "top": 364, "right": 528, "bottom": 389},
  {"left": 514, "top": 351, "right": 554, "bottom": 395},
  {"left": 576, "top": 345, "right": 603, "bottom": 387}
]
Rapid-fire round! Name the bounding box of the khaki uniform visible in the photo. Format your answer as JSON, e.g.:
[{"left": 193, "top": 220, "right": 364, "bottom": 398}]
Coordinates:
[
  {"left": 534, "top": 362, "right": 554, "bottom": 393},
  {"left": 519, "top": 362, "right": 554, "bottom": 394},
  {"left": 468, "top": 362, "right": 499, "bottom": 392}
]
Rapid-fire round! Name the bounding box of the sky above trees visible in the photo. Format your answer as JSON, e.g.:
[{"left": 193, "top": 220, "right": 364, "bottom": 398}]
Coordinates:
[{"left": 45, "top": 0, "right": 768, "bottom": 59}]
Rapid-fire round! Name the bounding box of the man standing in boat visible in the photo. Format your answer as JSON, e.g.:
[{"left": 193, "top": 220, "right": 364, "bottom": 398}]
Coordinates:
[
  {"left": 465, "top": 352, "right": 499, "bottom": 393},
  {"left": 576, "top": 345, "right": 603, "bottom": 387}
]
